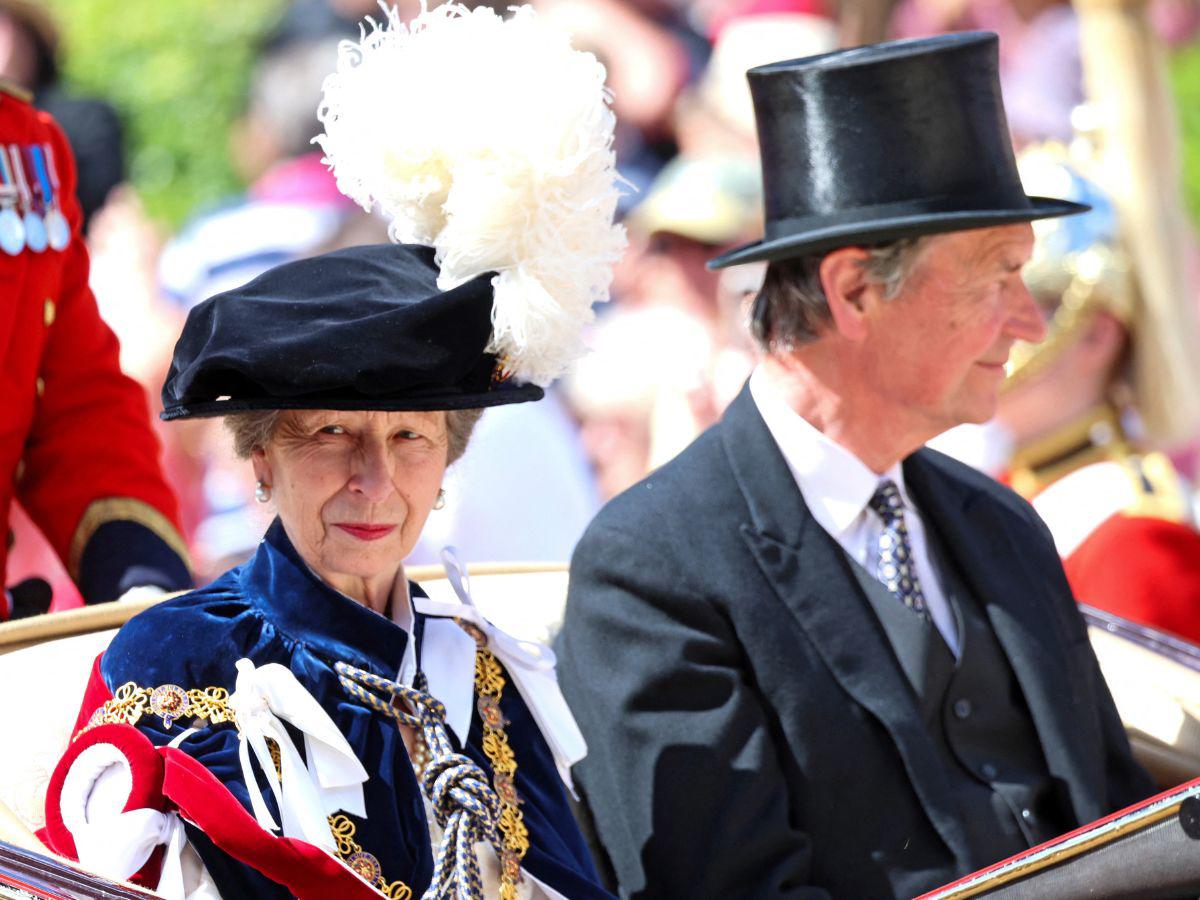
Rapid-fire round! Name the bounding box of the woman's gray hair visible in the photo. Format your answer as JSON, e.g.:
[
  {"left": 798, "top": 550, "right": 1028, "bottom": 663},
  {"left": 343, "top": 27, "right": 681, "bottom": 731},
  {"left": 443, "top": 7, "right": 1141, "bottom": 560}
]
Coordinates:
[
  {"left": 445, "top": 408, "right": 484, "bottom": 464},
  {"left": 224, "top": 408, "right": 484, "bottom": 464},
  {"left": 226, "top": 410, "right": 283, "bottom": 460},
  {"left": 749, "top": 236, "right": 931, "bottom": 351}
]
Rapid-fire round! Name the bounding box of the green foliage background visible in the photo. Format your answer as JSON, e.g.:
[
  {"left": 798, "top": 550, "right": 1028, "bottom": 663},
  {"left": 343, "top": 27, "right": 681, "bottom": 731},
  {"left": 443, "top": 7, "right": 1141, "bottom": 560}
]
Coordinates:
[
  {"left": 47, "top": 0, "right": 288, "bottom": 229},
  {"left": 1172, "top": 45, "right": 1200, "bottom": 225},
  {"left": 37, "top": 2, "right": 1200, "bottom": 231}
]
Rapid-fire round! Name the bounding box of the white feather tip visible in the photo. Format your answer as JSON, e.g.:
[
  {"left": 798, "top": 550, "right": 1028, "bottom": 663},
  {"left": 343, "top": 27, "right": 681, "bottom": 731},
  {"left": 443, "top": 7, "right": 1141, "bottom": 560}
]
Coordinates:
[{"left": 316, "top": 2, "right": 626, "bottom": 386}]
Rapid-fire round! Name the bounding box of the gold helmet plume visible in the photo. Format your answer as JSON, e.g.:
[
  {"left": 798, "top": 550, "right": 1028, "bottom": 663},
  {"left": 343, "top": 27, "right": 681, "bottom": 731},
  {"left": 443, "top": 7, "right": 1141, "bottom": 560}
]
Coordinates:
[{"left": 1012, "top": 130, "right": 1200, "bottom": 449}]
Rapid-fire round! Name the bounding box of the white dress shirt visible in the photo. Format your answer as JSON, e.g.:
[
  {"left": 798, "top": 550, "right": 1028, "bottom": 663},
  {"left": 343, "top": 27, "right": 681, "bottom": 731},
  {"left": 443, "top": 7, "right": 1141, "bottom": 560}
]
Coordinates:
[{"left": 749, "top": 368, "right": 960, "bottom": 657}]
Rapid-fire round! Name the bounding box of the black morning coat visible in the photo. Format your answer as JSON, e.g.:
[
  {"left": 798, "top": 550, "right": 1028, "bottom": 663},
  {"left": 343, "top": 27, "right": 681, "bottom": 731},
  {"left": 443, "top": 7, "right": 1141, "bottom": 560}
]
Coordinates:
[{"left": 556, "top": 384, "right": 1155, "bottom": 899}]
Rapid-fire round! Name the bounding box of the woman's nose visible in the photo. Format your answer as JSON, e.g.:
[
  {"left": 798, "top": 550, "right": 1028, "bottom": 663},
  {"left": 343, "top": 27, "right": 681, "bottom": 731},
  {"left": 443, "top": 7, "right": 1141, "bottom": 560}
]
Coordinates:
[{"left": 349, "top": 444, "right": 394, "bottom": 500}]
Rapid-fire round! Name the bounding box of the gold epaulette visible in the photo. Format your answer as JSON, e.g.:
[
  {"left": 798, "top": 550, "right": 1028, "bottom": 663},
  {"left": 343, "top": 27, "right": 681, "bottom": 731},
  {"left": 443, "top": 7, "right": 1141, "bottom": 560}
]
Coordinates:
[
  {"left": 1011, "top": 403, "right": 1193, "bottom": 524},
  {"left": 76, "top": 681, "right": 236, "bottom": 739},
  {"left": 1010, "top": 405, "right": 1129, "bottom": 499}
]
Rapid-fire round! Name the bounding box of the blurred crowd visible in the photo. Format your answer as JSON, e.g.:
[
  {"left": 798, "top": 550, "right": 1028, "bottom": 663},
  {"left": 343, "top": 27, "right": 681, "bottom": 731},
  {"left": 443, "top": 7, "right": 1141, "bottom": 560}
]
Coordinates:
[{"left": 4, "top": 0, "right": 1200, "bottom": 616}]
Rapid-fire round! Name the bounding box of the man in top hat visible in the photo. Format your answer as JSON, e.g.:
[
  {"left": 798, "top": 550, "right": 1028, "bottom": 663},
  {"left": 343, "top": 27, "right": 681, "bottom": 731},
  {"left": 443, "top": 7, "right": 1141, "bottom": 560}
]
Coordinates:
[
  {"left": 557, "top": 33, "right": 1153, "bottom": 898},
  {"left": 0, "top": 80, "right": 191, "bottom": 619}
]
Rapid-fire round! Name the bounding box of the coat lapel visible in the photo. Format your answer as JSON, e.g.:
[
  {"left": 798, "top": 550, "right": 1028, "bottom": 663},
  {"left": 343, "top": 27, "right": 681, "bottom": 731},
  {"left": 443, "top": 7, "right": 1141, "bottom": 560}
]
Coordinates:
[
  {"left": 904, "top": 450, "right": 1100, "bottom": 823},
  {"left": 718, "top": 387, "right": 973, "bottom": 863}
]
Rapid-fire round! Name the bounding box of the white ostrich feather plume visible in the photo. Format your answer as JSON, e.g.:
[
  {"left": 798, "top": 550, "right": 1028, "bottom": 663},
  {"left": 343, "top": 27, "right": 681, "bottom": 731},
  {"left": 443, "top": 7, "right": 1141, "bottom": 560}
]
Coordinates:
[{"left": 315, "top": 2, "right": 626, "bottom": 387}]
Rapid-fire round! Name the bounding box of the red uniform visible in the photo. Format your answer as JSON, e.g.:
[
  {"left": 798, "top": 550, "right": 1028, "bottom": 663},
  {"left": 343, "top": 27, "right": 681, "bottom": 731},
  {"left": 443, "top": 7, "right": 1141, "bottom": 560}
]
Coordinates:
[
  {"left": 0, "top": 82, "right": 189, "bottom": 614},
  {"left": 1063, "top": 512, "right": 1200, "bottom": 644},
  {"left": 1025, "top": 456, "right": 1200, "bottom": 645}
]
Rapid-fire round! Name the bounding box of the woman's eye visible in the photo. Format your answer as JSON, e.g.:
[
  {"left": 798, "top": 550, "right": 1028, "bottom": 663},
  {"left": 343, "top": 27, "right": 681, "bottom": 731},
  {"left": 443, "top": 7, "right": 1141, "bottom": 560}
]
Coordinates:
[
  {"left": 319, "top": 425, "right": 346, "bottom": 435},
  {"left": 396, "top": 430, "right": 421, "bottom": 441}
]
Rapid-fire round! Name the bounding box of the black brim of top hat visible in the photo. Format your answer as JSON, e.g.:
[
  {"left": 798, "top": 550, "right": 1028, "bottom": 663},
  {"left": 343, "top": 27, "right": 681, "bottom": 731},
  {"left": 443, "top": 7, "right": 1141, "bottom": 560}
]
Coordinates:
[{"left": 709, "top": 195, "right": 1088, "bottom": 270}]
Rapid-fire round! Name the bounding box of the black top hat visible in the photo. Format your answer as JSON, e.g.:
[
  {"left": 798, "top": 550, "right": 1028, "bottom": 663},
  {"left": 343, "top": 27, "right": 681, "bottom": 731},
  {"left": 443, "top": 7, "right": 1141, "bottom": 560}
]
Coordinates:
[
  {"left": 161, "top": 244, "right": 542, "bottom": 420},
  {"left": 709, "top": 32, "right": 1087, "bottom": 269}
]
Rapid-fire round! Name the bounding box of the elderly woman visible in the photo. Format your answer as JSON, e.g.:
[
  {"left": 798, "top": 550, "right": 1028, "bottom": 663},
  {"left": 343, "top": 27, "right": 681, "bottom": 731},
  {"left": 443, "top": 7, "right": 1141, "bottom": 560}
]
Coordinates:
[{"left": 41, "top": 5, "right": 624, "bottom": 899}]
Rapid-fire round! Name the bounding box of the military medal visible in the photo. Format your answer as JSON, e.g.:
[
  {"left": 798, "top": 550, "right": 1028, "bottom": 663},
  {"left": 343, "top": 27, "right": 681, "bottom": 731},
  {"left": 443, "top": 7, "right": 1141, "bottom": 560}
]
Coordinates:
[
  {"left": 9, "top": 144, "right": 45, "bottom": 252},
  {"left": 0, "top": 146, "right": 25, "bottom": 254},
  {"left": 37, "top": 143, "right": 70, "bottom": 251}
]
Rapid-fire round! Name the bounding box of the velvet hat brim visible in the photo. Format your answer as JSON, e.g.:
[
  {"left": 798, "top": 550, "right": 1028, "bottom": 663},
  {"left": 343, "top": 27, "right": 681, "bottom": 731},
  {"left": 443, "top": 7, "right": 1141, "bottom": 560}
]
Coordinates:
[{"left": 161, "top": 243, "right": 543, "bottom": 421}]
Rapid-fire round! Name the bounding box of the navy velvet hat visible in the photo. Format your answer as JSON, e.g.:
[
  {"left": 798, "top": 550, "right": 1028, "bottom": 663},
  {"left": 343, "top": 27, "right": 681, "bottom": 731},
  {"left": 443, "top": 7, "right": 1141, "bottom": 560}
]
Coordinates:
[
  {"left": 160, "top": 244, "right": 543, "bottom": 420},
  {"left": 709, "top": 32, "right": 1088, "bottom": 269}
]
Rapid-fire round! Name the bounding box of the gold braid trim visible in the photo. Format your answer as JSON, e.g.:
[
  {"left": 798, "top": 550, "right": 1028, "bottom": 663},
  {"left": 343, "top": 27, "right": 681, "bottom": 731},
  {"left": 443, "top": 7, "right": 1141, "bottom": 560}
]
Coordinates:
[
  {"left": 0, "top": 78, "right": 32, "bottom": 103},
  {"left": 68, "top": 497, "right": 193, "bottom": 586},
  {"left": 471, "top": 639, "right": 531, "bottom": 900},
  {"left": 327, "top": 813, "right": 413, "bottom": 899},
  {"left": 75, "top": 681, "right": 235, "bottom": 739}
]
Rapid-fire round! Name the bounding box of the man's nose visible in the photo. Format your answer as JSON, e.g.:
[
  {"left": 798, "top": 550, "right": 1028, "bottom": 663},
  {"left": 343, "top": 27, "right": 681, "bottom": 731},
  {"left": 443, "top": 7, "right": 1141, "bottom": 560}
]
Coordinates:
[{"left": 1007, "top": 280, "right": 1049, "bottom": 344}]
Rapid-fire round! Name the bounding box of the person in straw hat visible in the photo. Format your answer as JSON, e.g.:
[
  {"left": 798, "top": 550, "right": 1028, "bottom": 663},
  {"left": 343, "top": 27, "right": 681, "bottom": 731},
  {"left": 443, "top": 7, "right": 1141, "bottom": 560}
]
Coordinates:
[
  {"left": 40, "top": 4, "right": 623, "bottom": 898},
  {"left": 557, "top": 32, "right": 1153, "bottom": 898}
]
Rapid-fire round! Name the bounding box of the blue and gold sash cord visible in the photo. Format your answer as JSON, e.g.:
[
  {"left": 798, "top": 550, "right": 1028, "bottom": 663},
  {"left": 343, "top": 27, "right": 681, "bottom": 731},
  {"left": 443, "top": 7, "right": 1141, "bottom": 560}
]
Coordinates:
[{"left": 335, "top": 661, "right": 500, "bottom": 900}]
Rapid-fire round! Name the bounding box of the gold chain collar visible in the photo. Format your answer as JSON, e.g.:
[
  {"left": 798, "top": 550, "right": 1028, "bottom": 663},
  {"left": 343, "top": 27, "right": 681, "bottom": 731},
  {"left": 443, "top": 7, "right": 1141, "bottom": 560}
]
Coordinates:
[{"left": 78, "top": 622, "right": 534, "bottom": 898}]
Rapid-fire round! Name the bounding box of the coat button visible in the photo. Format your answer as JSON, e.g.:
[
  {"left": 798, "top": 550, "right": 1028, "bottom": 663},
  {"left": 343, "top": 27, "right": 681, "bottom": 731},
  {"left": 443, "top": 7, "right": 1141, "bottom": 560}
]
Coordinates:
[
  {"left": 43, "top": 298, "right": 55, "bottom": 327},
  {"left": 981, "top": 762, "right": 998, "bottom": 780},
  {"left": 952, "top": 698, "right": 972, "bottom": 719},
  {"left": 1021, "top": 808, "right": 1036, "bottom": 824}
]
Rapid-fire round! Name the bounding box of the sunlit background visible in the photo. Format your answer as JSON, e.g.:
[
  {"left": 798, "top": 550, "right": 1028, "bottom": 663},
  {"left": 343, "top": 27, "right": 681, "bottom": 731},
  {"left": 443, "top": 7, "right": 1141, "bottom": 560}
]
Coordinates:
[{"left": 7, "top": 0, "right": 1200, "bottom": 606}]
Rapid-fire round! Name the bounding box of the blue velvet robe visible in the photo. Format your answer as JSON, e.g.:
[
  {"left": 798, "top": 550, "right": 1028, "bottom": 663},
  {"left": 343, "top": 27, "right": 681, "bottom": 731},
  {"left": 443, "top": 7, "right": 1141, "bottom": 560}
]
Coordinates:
[{"left": 101, "top": 520, "right": 612, "bottom": 899}]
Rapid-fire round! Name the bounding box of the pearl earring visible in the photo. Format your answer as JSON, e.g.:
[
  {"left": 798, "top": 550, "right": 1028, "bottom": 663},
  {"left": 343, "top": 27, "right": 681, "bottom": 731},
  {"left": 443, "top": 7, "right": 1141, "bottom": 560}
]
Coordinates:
[
  {"left": 433, "top": 488, "right": 446, "bottom": 510},
  {"left": 255, "top": 480, "right": 272, "bottom": 503}
]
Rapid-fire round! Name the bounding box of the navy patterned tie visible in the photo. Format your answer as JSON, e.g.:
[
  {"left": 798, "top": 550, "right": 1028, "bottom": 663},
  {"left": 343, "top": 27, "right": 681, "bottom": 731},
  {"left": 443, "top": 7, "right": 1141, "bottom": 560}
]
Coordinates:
[{"left": 867, "top": 480, "right": 931, "bottom": 621}]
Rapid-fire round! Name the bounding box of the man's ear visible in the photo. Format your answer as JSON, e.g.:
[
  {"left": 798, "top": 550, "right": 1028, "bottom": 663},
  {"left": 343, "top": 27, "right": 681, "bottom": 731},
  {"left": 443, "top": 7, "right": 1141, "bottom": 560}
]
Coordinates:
[{"left": 819, "top": 247, "right": 874, "bottom": 342}]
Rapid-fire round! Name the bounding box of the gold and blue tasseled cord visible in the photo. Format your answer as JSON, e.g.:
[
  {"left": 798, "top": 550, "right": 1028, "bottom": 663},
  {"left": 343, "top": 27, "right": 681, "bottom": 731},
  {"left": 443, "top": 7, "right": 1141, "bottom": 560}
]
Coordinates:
[{"left": 335, "top": 661, "right": 500, "bottom": 900}]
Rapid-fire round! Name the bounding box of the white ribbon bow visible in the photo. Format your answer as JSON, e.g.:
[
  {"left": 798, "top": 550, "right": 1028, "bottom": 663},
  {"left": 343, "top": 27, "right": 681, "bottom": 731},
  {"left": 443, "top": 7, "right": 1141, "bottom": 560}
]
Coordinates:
[
  {"left": 73, "top": 806, "right": 189, "bottom": 898},
  {"left": 62, "top": 740, "right": 192, "bottom": 900},
  {"left": 229, "top": 659, "right": 368, "bottom": 850},
  {"left": 415, "top": 548, "right": 587, "bottom": 790}
]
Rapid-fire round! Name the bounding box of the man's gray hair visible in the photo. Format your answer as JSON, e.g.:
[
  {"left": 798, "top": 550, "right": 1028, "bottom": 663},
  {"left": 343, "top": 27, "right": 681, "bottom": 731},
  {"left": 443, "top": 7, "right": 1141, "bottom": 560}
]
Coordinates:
[
  {"left": 749, "top": 236, "right": 931, "bottom": 351},
  {"left": 224, "top": 408, "right": 484, "bottom": 464}
]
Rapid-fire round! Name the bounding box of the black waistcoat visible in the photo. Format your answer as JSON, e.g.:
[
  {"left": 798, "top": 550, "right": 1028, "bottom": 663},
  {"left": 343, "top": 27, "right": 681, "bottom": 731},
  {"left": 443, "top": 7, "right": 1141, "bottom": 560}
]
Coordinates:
[{"left": 847, "top": 526, "right": 1076, "bottom": 869}]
